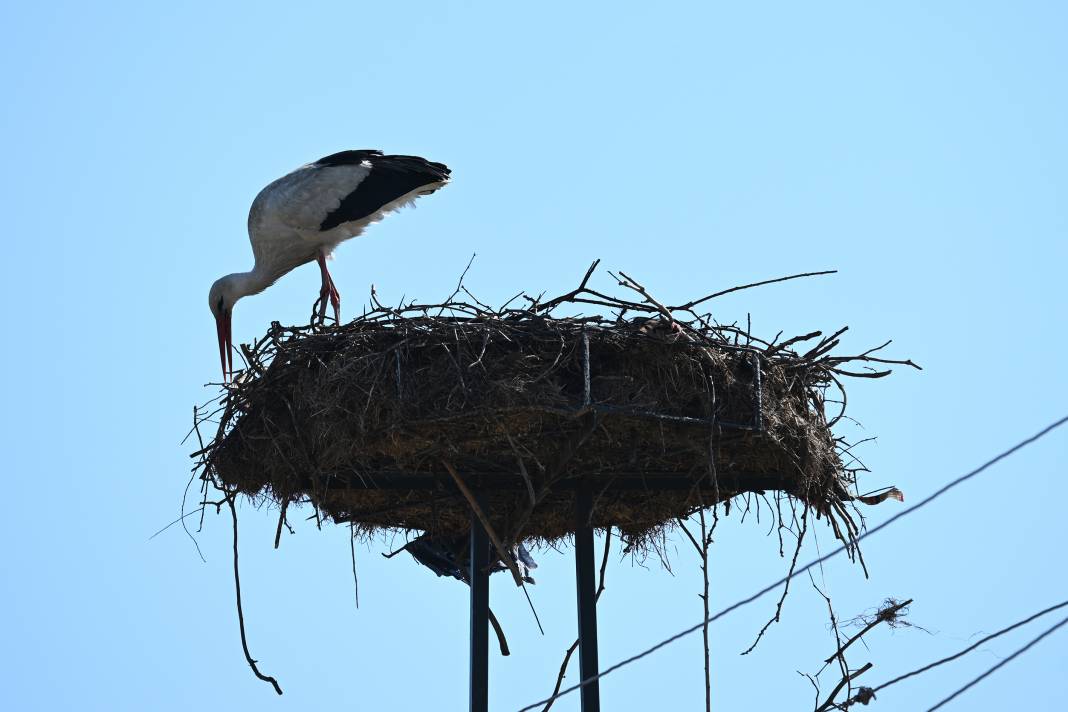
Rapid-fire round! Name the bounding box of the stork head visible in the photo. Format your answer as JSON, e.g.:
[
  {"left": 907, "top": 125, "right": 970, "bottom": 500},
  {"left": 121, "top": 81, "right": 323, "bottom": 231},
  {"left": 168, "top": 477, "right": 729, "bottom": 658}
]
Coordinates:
[{"left": 208, "top": 276, "right": 238, "bottom": 381}]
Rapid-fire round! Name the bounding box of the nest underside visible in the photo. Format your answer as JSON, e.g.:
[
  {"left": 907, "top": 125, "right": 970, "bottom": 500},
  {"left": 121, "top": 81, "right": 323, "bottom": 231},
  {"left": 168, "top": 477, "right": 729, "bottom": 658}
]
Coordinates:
[{"left": 205, "top": 313, "right": 860, "bottom": 544}]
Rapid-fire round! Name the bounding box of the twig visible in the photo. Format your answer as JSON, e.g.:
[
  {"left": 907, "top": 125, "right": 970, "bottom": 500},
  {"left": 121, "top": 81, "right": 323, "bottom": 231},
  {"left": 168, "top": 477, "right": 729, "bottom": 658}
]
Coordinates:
[
  {"left": 505, "top": 431, "right": 537, "bottom": 506},
  {"left": 148, "top": 507, "right": 206, "bottom": 541},
  {"left": 534, "top": 260, "right": 601, "bottom": 313},
  {"left": 183, "top": 407, "right": 208, "bottom": 562},
  {"left": 488, "top": 609, "right": 510, "bottom": 656},
  {"left": 671, "top": 270, "right": 838, "bottom": 311},
  {"left": 614, "top": 270, "right": 676, "bottom": 323},
  {"left": 273, "top": 500, "right": 289, "bottom": 549},
  {"left": 677, "top": 508, "right": 717, "bottom": 712},
  {"left": 437, "top": 253, "right": 477, "bottom": 317},
  {"left": 349, "top": 523, "right": 359, "bottom": 609},
  {"left": 540, "top": 529, "right": 612, "bottom": 712},
  {"left": 442, "top": 460, "right": 524, "bottom": 587},
  {"left": 226, "top": 495, "right": 283, "bottom": 695},
  {"left": 850, "top": 597, "right": 1068, "bottom": 704},
  {"left": 816, "top": 663, "right": 872, "bottom": 712},
  {"left": 824, "top": 599, "right": 912, "bottom": 664},
  {"left": 766, "top": 330, "right": 823, "bottom": 357},
  {"left": 742, "top": 506, "right": 809, "bottom": 655},
  {"left": 810, "top": 577, "right": 851, "bottom": 705},
  {"left": 522, "top": 581, "right": 545, "bottom": 635},
  {"left": 698, "top": 507, "right": 713, "bottom": 712}
]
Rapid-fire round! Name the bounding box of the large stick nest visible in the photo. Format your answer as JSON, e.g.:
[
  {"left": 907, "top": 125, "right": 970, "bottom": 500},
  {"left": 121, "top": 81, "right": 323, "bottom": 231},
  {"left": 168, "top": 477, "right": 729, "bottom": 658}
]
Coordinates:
[{"left": 194, "top": 262, "right": 916, "bottom": 551}]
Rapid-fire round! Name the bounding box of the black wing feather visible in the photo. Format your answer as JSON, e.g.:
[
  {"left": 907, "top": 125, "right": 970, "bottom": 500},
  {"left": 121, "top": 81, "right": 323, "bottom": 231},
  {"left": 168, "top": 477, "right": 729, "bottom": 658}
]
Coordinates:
[
  {"left": 318, "top": 152, "right": 451, "bottom": 231},
  {"left": 313, "top": 149, "right": 384, "bottom": 167}
]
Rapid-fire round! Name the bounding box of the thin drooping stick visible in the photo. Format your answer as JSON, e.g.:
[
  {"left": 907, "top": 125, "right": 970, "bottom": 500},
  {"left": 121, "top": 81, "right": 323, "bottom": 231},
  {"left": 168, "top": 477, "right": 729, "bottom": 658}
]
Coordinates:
[
  {"left": 442, "top": 459, "right": 524, "bottom": 587},
  {"left": 273, "top": 500, "right": 288, "bottom": 549},
  {"left": 226, "top": 496, "right": 283, "bottom": 695},
  {"left": 488, "top": 609, "right": 511, "bottom": 656},
  {"left": 741, "top": 506, "right": 809, "bottom": 655},
  {"left": 349, "top": 523, "right": 359, "bottom": 609}
]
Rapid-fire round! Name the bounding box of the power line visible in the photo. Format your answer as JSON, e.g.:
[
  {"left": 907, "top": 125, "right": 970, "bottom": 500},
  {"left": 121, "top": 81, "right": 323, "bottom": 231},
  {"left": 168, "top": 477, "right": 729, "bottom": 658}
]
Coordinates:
[
  {"left": 926, "top": 613, "right": 1068, "bottom": 711},
  {"left": 873, "top": 597, "right": 1068, "bottom": 695},
  {"left": 517, "top": 413, "right": 1068, "bottom": 711}
]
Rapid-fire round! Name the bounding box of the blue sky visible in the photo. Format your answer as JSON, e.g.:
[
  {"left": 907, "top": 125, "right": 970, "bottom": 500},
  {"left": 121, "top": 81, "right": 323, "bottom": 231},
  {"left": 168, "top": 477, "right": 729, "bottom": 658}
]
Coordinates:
[{"left": 1, "top": 1, "right": 1066, "bottom": 709}]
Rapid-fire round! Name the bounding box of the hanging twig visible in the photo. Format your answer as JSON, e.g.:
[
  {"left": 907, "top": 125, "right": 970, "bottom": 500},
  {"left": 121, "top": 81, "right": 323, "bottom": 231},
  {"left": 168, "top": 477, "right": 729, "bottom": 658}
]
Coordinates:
[
  {"left": 226, "top": 495, "right": 283, "bottom": 695},
  {"left": 742, "top": 506, "right": 809, "bottom": 655},
  {"left": 273, "top": 500, "right": 289, "bottom": 549},
  {"left": 148, "top": 507, "right": 206, "bottom": 541},
  {"left": 488, "top": 609, "right": 511, "bottom": 656},
  {"left": 349, "top": 523, "right": 359, "bottom": 609},
  {"left": 521, "top": 582, "right": 545, "bottom": 636}
]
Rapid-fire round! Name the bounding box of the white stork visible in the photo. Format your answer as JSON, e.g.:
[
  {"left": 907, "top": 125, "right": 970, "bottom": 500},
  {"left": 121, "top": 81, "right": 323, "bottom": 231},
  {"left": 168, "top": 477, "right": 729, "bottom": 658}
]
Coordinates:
[{"left": 208, "top": 150, "right": 450, "bottom": 379}]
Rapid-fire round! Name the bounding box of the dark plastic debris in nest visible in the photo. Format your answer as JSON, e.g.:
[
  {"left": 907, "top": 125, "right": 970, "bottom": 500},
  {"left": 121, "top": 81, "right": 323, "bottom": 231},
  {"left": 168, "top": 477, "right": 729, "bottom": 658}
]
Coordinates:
[{"left": 389, "top": 534, "right": 537, "bottom": 584}]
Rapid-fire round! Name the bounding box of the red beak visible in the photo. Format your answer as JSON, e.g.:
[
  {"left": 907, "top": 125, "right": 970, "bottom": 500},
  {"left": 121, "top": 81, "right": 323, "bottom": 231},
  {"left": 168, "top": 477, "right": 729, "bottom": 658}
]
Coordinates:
[{"left": 216, "top": 310, "right": 233, "bottom": 381}]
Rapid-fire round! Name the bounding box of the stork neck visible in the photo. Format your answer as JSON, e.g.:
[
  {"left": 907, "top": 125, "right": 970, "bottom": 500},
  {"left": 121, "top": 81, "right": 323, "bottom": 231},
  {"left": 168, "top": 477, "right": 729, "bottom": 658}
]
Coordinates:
[{"left": 226, "top": 269, "right": 274, "bottom": 300}]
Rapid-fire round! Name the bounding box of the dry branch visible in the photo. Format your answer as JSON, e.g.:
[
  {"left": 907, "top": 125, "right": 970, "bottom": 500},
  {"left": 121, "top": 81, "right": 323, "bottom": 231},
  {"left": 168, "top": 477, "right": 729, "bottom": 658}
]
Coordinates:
[{"left": 443, "top": 459, "right": 524, "bottom": 587}]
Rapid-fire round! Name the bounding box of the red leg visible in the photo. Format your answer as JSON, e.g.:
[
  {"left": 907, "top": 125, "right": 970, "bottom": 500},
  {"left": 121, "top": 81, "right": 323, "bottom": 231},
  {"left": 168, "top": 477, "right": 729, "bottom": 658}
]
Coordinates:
[
  {"left": 328, "top": 274, "right": 341, "bottom": 323},
  {"left": 316, "top": 252, "right": 341, "bottom": 323},
  {"left": 315, "top": 255, "right": 330, "bottom": 322}
]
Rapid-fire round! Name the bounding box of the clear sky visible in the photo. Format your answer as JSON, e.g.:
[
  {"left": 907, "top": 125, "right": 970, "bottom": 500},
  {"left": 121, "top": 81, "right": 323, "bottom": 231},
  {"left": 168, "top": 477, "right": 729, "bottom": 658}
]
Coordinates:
[{"left": 1, "top": 1, "right": 1066, "bottom": 710}]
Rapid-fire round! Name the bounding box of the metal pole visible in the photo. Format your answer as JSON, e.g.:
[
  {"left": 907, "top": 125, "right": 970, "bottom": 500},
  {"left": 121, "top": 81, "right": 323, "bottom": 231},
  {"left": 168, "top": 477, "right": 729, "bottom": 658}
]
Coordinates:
[
  {"left": 574, "top": 483, "right": 601, "bottom": 712},
  {"left": 470, "top": 499, "right": 490, "bottom": 712}
]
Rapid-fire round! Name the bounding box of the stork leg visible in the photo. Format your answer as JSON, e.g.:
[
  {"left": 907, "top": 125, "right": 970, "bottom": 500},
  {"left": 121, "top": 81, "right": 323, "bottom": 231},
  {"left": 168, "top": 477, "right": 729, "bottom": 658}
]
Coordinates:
[{"left": 316, "top": 252, "right": 342, "bottom": 324}]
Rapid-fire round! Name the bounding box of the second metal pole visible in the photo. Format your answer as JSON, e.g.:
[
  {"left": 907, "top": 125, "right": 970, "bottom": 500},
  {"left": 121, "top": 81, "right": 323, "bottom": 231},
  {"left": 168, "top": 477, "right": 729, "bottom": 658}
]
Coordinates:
[
  {"left": 574, "top": 482, "right": 601, "bottom": 712},
  {"left": 470, "top": 499, "right": 490, "bottom": 712}
]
